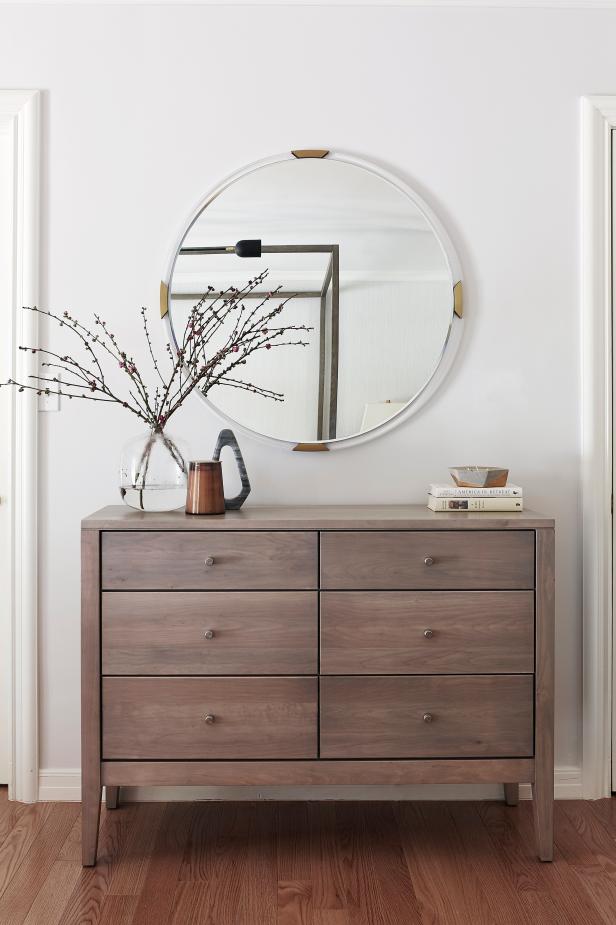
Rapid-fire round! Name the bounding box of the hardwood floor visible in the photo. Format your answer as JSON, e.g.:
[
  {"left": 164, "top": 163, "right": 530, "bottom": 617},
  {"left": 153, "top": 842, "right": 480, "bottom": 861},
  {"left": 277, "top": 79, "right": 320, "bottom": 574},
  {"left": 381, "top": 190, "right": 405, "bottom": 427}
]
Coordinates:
[{"left": 1, "top": 787, "right": 616, "bottom": 924}]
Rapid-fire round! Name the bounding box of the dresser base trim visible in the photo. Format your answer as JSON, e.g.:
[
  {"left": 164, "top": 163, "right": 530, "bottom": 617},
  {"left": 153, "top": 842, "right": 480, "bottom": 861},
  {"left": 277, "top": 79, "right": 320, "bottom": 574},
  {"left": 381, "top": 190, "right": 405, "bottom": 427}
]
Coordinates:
[{"left": 102, "top": 758, "right": 534, "bottom": 788}]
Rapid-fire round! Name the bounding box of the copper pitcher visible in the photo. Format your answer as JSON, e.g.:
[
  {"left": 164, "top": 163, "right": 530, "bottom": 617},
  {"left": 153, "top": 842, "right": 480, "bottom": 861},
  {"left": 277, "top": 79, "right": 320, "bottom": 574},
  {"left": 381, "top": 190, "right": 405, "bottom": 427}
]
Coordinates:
[
  {"left": 185, "top": 429, "right": 251, "bottom": 515},
  {"left": 185, "top": 460, "right": 225, "bottom": 515}
]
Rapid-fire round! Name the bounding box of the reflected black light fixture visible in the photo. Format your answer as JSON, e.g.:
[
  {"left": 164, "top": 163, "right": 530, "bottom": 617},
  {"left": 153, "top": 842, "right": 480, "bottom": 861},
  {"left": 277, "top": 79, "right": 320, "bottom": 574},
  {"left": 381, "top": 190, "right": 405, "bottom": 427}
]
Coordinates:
[
  {"left": 180, "top": 239, "right": 262, "bottom": 258},
  {"left": 234, "top": 239, "right": 262, "bottom": 258}
]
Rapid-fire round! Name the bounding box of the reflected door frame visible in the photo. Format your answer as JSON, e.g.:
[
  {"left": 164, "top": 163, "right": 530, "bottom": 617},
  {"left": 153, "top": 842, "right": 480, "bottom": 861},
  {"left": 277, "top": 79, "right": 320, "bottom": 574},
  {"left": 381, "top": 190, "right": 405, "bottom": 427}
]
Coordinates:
[{"left": 0, "top": 90, "right": 40, "bottom": 802}]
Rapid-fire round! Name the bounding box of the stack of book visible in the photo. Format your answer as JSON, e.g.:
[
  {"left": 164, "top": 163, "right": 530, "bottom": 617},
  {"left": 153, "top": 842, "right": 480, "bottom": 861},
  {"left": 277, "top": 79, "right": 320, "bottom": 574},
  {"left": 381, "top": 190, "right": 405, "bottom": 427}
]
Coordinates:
[{"left": 427, "top": 483, "right": 523, "bottom": 512}]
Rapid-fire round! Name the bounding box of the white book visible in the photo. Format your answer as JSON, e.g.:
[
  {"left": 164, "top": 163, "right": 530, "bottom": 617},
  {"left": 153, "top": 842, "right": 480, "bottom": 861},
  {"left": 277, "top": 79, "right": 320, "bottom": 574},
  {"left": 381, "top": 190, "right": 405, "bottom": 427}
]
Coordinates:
[
  {"left": 427, "top": 496, "right": 524, "bottom": 512},
  {"left": 429, "top": 483, "right": 523, "bottom": 498}
]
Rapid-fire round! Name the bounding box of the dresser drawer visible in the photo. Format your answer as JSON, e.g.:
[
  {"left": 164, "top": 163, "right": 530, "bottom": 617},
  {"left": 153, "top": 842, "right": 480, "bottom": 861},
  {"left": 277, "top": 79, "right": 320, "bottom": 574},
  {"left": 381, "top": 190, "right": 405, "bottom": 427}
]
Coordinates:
[
  {"left": 102, "top": 591, "right": 318, "bottom": 675},
  {"left": 320, "top": 531, "right": 534, "bottom": 590},
  {"left": 320, "top": 675, "right": 533, "bottom": 758},
  {"left": 320, "top": 591, "right": 534, "bottom": 674},
  {"left": 102, "top": 677, "right": 317, "bottom": 759},
  {"left": 102, "top": 531, "right": 318, "bottom": 590}
]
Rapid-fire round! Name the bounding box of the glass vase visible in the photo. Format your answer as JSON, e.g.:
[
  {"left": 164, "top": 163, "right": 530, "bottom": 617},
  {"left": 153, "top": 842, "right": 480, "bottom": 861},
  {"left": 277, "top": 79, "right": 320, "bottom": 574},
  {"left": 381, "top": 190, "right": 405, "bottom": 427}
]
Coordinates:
[{"left": 119, "top": 428, "right": 190, "bottom": 512}]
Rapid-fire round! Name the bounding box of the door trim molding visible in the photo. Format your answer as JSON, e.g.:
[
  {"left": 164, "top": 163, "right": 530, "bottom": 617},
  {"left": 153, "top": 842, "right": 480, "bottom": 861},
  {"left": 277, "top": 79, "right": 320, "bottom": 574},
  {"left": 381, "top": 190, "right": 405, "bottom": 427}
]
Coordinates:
[
  {"left": 581, "top": 96, "right": 616, "bottom": 799},
  {"left": 0, "top": 90, "right": 40, "bottom": 803}
]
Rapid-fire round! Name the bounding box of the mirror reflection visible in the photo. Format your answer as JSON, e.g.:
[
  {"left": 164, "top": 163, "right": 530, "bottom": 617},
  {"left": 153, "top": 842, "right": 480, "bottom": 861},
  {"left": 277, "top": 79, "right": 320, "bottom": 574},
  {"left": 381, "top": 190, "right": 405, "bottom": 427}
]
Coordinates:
[{"left": 167, "top": 157, "right": 456, "bottom": 444}]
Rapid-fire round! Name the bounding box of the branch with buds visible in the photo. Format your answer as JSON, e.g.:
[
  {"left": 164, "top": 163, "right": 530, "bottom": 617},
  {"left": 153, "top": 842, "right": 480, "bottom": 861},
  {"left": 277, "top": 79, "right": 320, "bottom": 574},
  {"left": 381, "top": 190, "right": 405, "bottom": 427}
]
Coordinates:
[
  {"left": 0, "top": 272, "right": 312, "bottom": 510},
  {"left": 1, "top": 270, "right": 312, "bottom": 432}
]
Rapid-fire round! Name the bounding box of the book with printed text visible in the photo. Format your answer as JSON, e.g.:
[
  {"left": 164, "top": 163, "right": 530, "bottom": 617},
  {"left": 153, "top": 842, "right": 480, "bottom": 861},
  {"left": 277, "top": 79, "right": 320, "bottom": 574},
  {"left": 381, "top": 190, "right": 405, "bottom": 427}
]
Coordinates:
[
  {"left": 429, "top": 483, "right": 523, "bottom": 498},
  {"left": 427, "top": 496, "right": 523, "bottom": 512}
]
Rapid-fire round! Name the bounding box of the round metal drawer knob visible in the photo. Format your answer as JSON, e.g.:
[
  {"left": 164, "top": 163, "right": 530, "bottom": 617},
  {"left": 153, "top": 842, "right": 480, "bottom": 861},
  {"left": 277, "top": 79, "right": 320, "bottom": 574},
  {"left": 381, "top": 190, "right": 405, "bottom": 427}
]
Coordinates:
[
  {"left": 423, "top": 628, "right": 434, "bottom": 639},
  {"left": 204, "top": 629, "right": 215, "bottom": 640},
  {"left": 204, "top": 713, "right": 215, "bottom": 725},
  {"left": 423, "top": 712, "right": 433, "bottom": 724},
  {"left": 424, "top": 556, "right": 435, "bottom": 567},
  {"left": 204, "top": 556, "right": 215, "bottom": 567}
]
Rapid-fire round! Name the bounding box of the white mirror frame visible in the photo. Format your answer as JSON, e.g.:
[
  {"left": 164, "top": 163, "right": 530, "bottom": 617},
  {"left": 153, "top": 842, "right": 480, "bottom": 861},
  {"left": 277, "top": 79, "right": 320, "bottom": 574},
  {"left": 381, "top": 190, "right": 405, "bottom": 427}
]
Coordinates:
[{"left": 161, "top": 149, "right": 463, "bottom": 452}]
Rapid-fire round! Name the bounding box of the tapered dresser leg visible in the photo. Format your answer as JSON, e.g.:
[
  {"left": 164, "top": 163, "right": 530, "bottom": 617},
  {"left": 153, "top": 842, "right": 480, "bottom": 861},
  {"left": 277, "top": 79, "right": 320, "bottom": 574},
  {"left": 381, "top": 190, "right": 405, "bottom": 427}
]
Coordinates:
[
  {"left": 82, "top": 778, "right": 102, "bottom": 867},
  {"left": 532, "top": 774, "right": 553, "bottom": 862},
  {"left": 504, "top": 783, "right": 519, "bottom": 806},
  {"left": 105, "top": 786, "right": 120, "bottom": 810}
]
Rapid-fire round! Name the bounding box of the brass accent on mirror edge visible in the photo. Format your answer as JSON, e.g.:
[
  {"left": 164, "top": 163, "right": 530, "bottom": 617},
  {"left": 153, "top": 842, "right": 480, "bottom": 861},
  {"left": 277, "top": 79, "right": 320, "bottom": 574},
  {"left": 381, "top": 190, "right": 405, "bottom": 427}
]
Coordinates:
[
  {"left": 293, "top": 442, "right": 330, "bottom": 452},
  {"left": 291, "top": 149, "right": 330, "bottom": 159},
  {"left": 160, "top": 281, "right": 169, "bottom": 318},
  {"left": 453, "top": 281, "right": 463, "bottom": 318}
]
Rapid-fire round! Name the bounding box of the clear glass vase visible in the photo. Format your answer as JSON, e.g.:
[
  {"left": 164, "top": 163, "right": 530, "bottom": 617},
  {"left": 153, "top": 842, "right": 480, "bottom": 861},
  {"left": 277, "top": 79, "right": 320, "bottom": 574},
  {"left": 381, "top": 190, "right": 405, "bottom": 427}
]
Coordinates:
[{"left": 119, "top": 428, "right": 190, "bottom": 512}]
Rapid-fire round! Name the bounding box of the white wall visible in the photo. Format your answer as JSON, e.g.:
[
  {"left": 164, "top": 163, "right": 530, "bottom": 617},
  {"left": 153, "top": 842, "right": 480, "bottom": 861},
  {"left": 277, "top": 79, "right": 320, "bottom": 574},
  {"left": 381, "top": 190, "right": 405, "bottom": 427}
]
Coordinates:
[{"left": 0, "top": 1, "right": 611, "bottom": 788}]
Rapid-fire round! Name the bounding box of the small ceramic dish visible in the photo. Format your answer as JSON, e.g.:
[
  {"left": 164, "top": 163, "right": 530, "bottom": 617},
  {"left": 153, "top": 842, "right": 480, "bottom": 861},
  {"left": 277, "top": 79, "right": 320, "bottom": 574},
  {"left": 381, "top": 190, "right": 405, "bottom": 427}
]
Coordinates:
[{"left": 449, "top": 466, "right": 509, "bottom": 488}]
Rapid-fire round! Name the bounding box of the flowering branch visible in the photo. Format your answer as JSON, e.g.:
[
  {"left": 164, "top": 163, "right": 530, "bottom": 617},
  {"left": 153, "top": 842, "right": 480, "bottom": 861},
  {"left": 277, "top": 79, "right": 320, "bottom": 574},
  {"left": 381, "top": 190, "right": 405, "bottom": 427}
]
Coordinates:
[{"left": 0, "top": 271, "right": 313, "bottom": 432}]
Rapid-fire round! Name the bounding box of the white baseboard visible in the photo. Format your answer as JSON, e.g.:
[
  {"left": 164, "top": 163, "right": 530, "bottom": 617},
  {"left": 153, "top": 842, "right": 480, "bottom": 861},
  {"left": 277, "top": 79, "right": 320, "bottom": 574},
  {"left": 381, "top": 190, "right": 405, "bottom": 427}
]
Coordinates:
[
  {"left": 38, "top": 765, "right": 583, "bottom": 803},
  {"left": 38, "top": 769, "right": 83, "bottom": 801},
  {"left": 519, "top": 766, "right": 583, "bottom": 800}
]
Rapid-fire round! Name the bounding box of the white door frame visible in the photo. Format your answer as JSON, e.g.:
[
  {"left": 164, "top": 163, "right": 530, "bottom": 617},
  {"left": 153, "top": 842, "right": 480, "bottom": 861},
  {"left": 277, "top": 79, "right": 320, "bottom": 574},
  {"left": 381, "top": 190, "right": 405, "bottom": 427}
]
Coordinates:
[
  {"left": 581, "top": 96, "right": 616, "bottom": 799},
  {"left": 0, "top": 90, "right": 40, "bottom": 802}
]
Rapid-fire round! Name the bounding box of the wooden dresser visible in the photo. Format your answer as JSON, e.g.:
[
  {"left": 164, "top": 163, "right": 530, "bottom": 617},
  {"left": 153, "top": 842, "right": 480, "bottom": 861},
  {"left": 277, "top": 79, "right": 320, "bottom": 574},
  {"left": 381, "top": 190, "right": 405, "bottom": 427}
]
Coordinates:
[{"left": 81, "top": 505, "right": 554, "bottom": 865}]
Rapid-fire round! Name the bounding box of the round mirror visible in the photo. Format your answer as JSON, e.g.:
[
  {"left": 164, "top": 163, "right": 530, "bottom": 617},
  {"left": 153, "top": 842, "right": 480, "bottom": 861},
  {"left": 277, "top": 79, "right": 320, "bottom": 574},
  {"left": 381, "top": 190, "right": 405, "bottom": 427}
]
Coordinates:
[{"left": 162, "top": 151, "right": 462, "bottom": 449}]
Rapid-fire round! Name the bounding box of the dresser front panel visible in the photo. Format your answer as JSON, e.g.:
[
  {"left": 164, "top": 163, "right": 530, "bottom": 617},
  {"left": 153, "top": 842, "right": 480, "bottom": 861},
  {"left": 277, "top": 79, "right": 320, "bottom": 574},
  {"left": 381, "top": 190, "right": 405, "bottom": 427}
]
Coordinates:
[
  {"left": 320, "top": 531, "right": 535, "bottom": 590},
  {"left": 102, "top": 531, "right": 318, "bottom": 590},
  {"left": 83, "top": 507, "right": 555, "bottom": 866},
  {"left": 320, "top": 591, "right": 535, "bottom": 675},
  {"left": 102, "top": 591, "right": 318, "bottom": 675},
  {"left": 102, "top": 676, "right": 318, "bottom": 759},
  {"left": 320, "top": 675, "right": 534, "bottom": 759}
]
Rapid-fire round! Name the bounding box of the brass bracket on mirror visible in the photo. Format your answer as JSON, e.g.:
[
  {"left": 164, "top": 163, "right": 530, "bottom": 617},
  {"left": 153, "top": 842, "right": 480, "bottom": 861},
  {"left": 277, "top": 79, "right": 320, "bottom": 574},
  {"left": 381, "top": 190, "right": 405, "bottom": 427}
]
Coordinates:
[
  {"left": 293, "top": 443, "right": 330, "bottom": 452},
  {"left": 160, "top": 281, "right": 169, "bottom": 319},
  {"left": 291, "top": 149, "right": 329, "bottom": 159},
  {"left": 453, "top": 280, "right": 463, "bottom": 319}
]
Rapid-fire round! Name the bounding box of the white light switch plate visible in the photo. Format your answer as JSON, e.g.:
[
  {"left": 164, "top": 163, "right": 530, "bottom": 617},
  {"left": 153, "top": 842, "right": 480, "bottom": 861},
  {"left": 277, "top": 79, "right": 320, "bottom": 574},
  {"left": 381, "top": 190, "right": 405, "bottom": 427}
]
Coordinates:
[{"left": 38, "top": 377, "right": 61, "bottom": 412}]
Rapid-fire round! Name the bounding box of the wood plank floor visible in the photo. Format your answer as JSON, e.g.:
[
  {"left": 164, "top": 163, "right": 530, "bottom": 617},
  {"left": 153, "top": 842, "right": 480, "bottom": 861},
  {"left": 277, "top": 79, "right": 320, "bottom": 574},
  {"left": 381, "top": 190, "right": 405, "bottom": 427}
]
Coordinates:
[{"left": 2, "top": 788, "right": 616, "bottom": 924}]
